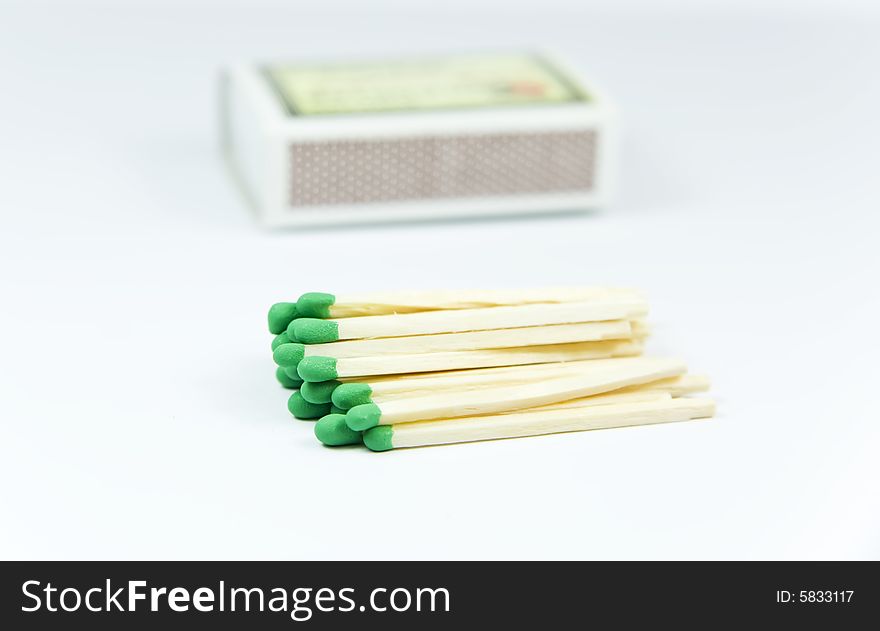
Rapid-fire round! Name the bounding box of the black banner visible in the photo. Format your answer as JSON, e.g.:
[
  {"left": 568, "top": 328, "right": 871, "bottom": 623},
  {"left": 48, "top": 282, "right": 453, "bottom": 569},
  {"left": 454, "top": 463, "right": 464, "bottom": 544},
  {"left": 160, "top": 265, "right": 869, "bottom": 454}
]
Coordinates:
[{"left": 1, "top": 561, "right": 876, "bottom": 628}]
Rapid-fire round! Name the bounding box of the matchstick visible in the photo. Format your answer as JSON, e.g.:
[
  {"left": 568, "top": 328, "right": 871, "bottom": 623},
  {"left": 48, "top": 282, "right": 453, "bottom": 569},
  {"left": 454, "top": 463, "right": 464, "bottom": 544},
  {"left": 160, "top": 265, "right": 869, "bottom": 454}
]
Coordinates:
[
  {"left": 340, "top": 347, "right": 661, "bottom": 386},
  {"left": 343, "top": 357, "right": 687, "bottom": 430},
  {"left": 289, "top": 339, "right": 644, "bottom": 382},
  {"left": 526, "top": 390, "right": 674, "bottom": 410},
  {"left": 329, "top": 358, "right": 634, "bottom": 409},
  {"left": 290, "top": 300, "right": 647, "bottom": 344},
  {"left": 294, "top": 287, "right": 642, "bottom": 319},
  {"left": 362, "top": 397, "right": 716, "bottom": 451},
  {"left": 283, "top": 320, "right": 632, "bottom": 365},
  {"left": 332, "top": 370, "right": 710, "bottom": 410}
]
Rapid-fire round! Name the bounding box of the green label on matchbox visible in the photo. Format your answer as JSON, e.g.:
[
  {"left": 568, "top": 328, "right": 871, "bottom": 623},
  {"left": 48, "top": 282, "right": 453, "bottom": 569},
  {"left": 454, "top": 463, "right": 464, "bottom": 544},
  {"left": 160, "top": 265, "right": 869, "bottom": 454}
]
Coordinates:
[{"left": 265, "top": 53, "right": 587, "bottom": 115}]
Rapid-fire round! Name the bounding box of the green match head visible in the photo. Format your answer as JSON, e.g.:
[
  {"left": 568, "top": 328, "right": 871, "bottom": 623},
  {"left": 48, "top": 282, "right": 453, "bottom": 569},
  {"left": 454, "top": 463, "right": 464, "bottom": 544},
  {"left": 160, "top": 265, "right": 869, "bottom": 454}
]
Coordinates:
[
  {"left": 271, "top": 332, "right": 290, "bottom": 352},
  {"left": 287, "top": 391, "right": 331, "bottom": 419},
  {"left": 296, "top": 292, "right": 336, "bottom": 319},
  {"left": 273, "top": 343, "right": 305, "bottom": 368},
  {"left": 291, "top": 318, "right": 339, "bottom": 344},
  {"left": 331, "top": 383, "right": 373, "bottom": 410},
  {"left": 330, "top": 405, "right": 345, "bottom": 415},
  {"left": 268, "top": 302, "right": 298, "bottom": 334},
  {"left": 296, "top": 356, "right": 338, "bottom": 382},
  {"left": 363, "top": 425, "right": 394, "bottom": 452},
  {"left": 345, "top": 403, "right": 383, "bottom": 431},
  {"left": 300, "top": 380, "right": 341, "bottom": 404},
  {"left": 275, "top": 366, "right": 303, "bottom": 389},
  {"left": 314, "top": 414, "right": 363, "bottom": 446}
]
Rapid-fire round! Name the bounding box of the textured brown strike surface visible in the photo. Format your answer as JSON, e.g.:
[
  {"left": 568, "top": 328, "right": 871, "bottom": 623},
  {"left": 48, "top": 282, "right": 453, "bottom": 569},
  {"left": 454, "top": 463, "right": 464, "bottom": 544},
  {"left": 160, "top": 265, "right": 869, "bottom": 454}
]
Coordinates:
[{"left": 289, "top": 131, "right": 596, "bottom": 207}]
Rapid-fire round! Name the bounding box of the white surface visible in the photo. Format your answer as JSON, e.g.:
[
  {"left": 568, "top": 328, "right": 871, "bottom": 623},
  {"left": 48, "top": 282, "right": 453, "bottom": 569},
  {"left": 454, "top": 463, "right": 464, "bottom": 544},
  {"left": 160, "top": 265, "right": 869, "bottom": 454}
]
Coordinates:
[{"left": 0, "top": 0, "right": 878, "bottom": 560}]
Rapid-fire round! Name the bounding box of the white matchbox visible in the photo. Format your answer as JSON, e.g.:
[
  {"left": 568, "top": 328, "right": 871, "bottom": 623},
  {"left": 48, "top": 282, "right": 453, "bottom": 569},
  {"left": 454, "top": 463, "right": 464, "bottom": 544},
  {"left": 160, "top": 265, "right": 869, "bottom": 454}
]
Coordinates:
[{"left": 221, "top": 52, "right": 618, "bottom": 228}]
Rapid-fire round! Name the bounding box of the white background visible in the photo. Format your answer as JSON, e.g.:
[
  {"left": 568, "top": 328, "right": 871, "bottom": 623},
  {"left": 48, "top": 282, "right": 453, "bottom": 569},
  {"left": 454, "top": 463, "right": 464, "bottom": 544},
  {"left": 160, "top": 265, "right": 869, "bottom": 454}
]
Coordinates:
[{"left": 1, "top": 0, "right": 878, "bottom": 560}]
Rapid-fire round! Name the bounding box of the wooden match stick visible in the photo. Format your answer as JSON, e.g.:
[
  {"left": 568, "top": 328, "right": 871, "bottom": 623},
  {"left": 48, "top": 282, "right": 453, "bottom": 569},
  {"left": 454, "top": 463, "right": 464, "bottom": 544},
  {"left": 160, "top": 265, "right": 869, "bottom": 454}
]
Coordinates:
[
  {"left": 525, "top": 390, "right": 674, "bottom": 409},
  {"left": 287, "top": 339, "right": 644, "bottom": 382},
  {"left": 361, "top": 397, "right": 715, "bottom": 451},
  {"left": 328, "top": 358, "right": 692, "bottom": 409},
  {"left": 330, "top": 359, "right": 620, "bottom": 408},
  {"left": 347, "top": 343, "right": 661, "bottom": 386},
  {"left": 294, "top": 287, "right": 641, "bottom": 318},
  {"left": 289, "top": 300, "right": 647, "bottom": 344},
  {"left": 292, "top": 320, "right": 632, "bottom": 362},
  {"left": 349, "top": 373, "right": 710, "bottom": 411},
  {"left": 343, "top": 357, "right": 687, "bottom": 430}
]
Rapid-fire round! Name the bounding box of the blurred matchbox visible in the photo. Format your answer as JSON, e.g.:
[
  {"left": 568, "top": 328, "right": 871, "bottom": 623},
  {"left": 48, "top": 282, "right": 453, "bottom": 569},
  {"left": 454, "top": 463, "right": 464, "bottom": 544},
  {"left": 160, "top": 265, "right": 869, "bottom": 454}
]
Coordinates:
[{"left": 221, "top": 52, "right": 618, "bottom": 228}]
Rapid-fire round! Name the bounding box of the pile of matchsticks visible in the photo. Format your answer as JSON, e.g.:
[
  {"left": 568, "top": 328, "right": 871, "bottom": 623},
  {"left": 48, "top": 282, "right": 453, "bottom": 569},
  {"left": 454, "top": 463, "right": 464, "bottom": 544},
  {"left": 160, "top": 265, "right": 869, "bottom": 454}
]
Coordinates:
[{"left": 268, "top": 288, "right": 714, "bottom": 452}]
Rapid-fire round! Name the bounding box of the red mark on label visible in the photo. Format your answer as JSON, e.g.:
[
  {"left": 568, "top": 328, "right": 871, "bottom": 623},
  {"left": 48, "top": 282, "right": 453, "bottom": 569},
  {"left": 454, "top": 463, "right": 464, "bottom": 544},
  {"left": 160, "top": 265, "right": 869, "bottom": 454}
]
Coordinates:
[{"left": 507, "top": 81, "right": 546, "bottom": 96}]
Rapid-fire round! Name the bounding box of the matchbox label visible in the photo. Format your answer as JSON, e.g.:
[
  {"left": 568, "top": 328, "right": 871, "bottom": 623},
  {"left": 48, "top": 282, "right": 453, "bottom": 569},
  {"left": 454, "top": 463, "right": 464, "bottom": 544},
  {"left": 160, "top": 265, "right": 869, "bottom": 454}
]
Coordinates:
[{"left": 265, "top": 53, "right": 587, "bottom": 115}]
